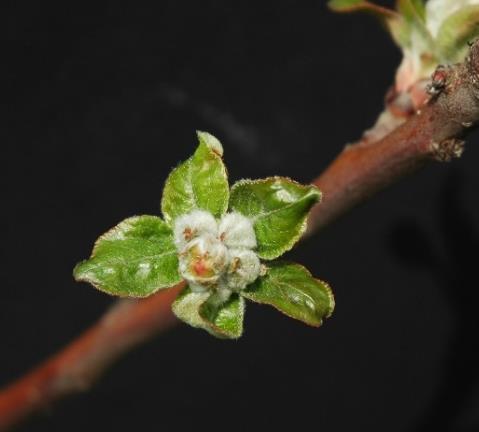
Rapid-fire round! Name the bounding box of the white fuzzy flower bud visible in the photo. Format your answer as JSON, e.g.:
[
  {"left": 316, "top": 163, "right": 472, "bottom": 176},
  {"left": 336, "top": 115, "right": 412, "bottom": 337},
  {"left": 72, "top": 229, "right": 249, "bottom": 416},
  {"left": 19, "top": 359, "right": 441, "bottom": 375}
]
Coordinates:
[
  {"left": 225, "top": 248, "right": 261, "bottom": 291},
  {"left": 174, "top": 209, "right": 262, "bottom": 298},
  {"left": 218, "top": 212, "right": 256, "bottom": 250},
  {"left": 178, "top": 234, "right": 228, "bottom": 285},
  {"left": 173, "top": 210, "right": 218, "bottom": 250}
]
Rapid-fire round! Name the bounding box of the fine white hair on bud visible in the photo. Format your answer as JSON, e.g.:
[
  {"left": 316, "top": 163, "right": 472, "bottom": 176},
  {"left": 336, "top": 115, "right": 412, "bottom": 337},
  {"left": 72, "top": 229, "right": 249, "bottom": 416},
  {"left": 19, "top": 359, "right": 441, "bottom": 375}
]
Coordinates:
[
  {"left": 173, "top": 209, "right": 218, "bottom": 250},
  {"left": 189, "top": 282, "right": 210, "bottom": 293},
  {"left": 225, "top": 249, "right": 261, "bottom": 291},
  {"left": 174, "top": 209, "right": 262, "bottom": 301},
  {"left": 216, "top": 282, "right": 233, "bottom": 302},
  {"left": 178, "top": 234, "right": 228, "bottom": 285},
  {"left": 218, "top": 212, "right": 256, "bottom": 250}
]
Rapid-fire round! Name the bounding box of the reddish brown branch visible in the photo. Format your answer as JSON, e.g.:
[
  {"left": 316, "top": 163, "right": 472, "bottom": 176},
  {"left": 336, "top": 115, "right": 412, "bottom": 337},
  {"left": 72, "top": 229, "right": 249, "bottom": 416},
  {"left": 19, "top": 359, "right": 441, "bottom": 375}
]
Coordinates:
[
  {"left": 308, "top": 52, "right": 479, "bottom": 233},
  {"left": 0, "top": 284, "right": 183, "bottom": 431},
  {"left": 1, "top": 41, "right": 479, "bottom": 432}
]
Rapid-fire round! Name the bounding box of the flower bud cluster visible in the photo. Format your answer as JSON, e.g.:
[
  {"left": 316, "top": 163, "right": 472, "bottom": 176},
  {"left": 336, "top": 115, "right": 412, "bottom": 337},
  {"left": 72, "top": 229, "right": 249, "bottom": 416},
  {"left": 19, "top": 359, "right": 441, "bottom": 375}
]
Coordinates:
[{"left": 174, "top": 210, "right": 261, "bottom": 301}]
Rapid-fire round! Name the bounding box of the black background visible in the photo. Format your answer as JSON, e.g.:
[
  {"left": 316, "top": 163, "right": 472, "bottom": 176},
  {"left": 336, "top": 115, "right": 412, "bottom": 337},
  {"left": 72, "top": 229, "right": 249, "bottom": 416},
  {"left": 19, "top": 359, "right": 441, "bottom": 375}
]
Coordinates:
[{"left": 3, "top": 1, "right": 479, "bottom": 431}]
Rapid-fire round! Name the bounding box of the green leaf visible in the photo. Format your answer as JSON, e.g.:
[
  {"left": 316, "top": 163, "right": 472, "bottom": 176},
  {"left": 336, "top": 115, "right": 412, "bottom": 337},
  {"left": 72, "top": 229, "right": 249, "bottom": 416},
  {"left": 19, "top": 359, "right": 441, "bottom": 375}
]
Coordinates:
[
  {"left": 328, "top": 0, "right": 365, "bottom": 9},
  {"left": 329, "top": 0, "right": 423, "bottom": 21},
  {"left": 436, "top": 5, "right": 479, "bottom": 63},
  {"left": 74, "top": 216, "right": 180, "bottom": 297},
  {"left": 172, "top": 286, "right": 245, "bottom": 339},
  {"left": 397, "top": 0, "right": 425, "bottom": 23},
  {"left": 410, "top": 0, "right": 425, "bottom": 20},
  {"left": 328, "top": 0, "right": 397, "bottom": 19},
  {"left": 392, "top": 0, "right": 433, "bottom": 49},
  {"left": 242, "top": 262, "right": 335, "bottom": 327},
  {"left": 171, "top": 287, "right": 210, "bottom": 330},
  {"left": 161, "top": 131, "right": 229, "bottom": 225},
  {"left": 328, "top": 0, "right": 431, "bottom": 53},
  {"left": 229, "top": 177, "right": 321, "bottom": 260},
  {"left": 200, "top": 292, "right": 244, "bottom": 339}
]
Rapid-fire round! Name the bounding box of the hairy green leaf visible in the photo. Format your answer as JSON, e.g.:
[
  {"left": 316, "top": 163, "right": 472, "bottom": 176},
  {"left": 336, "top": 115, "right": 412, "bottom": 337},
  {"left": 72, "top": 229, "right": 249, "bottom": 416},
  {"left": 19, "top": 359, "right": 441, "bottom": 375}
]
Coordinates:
[
  {"left": 161, "top": 131, "right": 229, "bottom": 225},
  {"left": 243, "top": 262, "right": 335, "bottom": 327},
  {"left": 230, "top": 177, "right": 321, "bottom": 260},
  {"left": 74, "top": 216, "right": 180, "bottom": 297},
  {"left": 172, "top": 286, "right": 244, "bottom": 339},
  {"left": 200, "top": 292, "right": 244, "bottom": 339},
  {"left": 171, "top": 287, "right": 210, "bottom": 330},
  {"left": 436, "top": 5, "right": 479, "bottom": 63}
]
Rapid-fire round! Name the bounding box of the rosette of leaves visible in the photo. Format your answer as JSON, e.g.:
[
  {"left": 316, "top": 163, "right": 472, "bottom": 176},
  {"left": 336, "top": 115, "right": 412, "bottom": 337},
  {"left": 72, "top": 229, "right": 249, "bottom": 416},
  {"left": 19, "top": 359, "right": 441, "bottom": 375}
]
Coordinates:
[
  {"left": 328, "top": 0, "right": 479, "bottom": 91},
  {"left": 74, "top": 132, "right": 334, "bottom": 339}
]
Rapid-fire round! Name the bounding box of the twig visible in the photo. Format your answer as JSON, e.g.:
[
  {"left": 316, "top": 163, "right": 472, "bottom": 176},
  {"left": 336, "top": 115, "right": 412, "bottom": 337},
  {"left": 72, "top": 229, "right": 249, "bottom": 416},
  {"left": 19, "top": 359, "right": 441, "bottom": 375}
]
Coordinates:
[
  {"left": 1, "top": 41, "right": 479, "bottom": 432},
  {"left": 307, "top": 52, "right": 479, "bottom": 233},
  {"left": 0, "top": 284, "right": 183, "bottom": 430}
]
